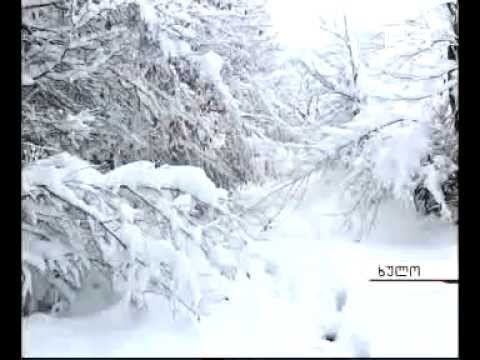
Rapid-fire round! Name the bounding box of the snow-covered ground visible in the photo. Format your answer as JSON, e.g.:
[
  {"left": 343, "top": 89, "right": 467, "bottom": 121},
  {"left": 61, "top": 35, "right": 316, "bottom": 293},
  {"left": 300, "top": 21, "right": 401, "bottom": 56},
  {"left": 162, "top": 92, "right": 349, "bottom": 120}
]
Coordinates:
[
  {"left": 22, "top": 183, "right": 458, "bottom": 357},
  {"left": 323, "top": 203, "right": 458, "bottom": 357}
]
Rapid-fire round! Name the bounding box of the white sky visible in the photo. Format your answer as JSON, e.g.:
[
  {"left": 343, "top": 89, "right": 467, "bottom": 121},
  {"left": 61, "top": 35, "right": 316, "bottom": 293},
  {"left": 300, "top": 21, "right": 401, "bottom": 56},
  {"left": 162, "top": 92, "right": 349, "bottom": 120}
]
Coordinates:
[{"left": 268, "top": 0, "right": 446, "bottom": 50}]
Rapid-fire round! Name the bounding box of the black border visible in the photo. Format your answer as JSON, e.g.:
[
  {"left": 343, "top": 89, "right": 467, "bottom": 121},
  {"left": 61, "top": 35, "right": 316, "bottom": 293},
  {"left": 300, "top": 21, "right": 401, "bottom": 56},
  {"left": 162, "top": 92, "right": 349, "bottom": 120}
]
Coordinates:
[
  {"left": 11, "top": 0, "right": 21, "bottom": 358},
  {"left": 457, "top": 0, "right": 466, "bottom": 358}
]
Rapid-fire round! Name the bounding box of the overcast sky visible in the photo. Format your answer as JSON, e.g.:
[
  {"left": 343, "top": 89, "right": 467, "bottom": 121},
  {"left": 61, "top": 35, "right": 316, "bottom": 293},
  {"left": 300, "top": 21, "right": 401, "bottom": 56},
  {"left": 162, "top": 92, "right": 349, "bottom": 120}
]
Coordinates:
[{"left": 268, "top": 0, "right": 447, "bottom": 50}]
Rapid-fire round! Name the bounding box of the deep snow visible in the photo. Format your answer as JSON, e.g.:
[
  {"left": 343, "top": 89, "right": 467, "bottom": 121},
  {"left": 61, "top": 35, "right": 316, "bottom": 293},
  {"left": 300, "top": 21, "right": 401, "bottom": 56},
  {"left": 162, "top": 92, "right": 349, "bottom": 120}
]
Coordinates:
[{"left": 22, "top": 182, "right": 458, "bottom": 357}]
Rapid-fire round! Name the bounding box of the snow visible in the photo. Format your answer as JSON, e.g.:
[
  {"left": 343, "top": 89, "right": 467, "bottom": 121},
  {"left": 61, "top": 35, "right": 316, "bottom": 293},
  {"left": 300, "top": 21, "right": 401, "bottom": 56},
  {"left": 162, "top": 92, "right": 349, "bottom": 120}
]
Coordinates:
[
  {"left": 372, "top": 120, "right": 431, "bottom": 197},
  {"left": 154, "top": 165, "right": 228, "bottom": 206},
  {"left": 106, "top": 161, "right": 227, "bottom": 206},
  {"left": 422, "top": 161, "right": 454, "bottom": 221},
  {"left": 195, "top": 51, "right": 236, "bottom": 105},
  {"left": 23, "top": 180, "right": 457, "bottom": 357},
  {"left": 22, "top": 0, "right": 457, "bottom": 355},
  {"left": 137, "top": 0, "right": 160, "bottom": 29},
  {"left": 305, "top": 188, "right": 458, "bottom": 357},
  {"left": 22, "top": 154, "right": 234, "bottom": 321},
  {"left": 22, "top": 72, "right": 34, "bottom": 86},
  {"left": 63, "top": 111, "right": 95, "bottom": 132},
  {"left": 23, "top": 153, "right": 227, "bottom": 207},
  {"left": 158, "top": 33, "right": 192, "bottom": 58},
  {"left": 198, "top": 51, "right": 224, "bottom": 83}
]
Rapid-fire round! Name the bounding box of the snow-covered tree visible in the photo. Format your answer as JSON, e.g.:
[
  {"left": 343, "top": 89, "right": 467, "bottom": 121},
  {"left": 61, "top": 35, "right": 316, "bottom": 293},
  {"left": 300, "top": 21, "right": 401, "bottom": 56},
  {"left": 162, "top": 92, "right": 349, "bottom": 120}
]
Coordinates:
[
  {"left": 21, "top": 0, "right": 284, "bottom": 318},
  {"left": 22, "top": 0, "right": 280, "bottom": 188},
  {"left": 360, "top": 2, "right": 458, "bottom": 223},
  {"left": 22, "top": 153, "right": 253, "bottom": 318},
  {"left": 266, "top": 2, "right": 459, "bottom": 239},
  {"left": 293, "top": 15, "right": 363, "bottom": 122}
]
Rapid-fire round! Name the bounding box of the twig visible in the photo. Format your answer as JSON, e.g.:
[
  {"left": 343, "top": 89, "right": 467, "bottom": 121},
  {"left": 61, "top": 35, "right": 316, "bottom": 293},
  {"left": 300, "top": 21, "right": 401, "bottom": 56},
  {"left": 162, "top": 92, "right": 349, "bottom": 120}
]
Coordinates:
[
  {"left": 38, "top": 185, "right": 128, "bottom": 250},
  {"left": 22, "top": 224, "right": 53, "bottom": 242},
  {"left": 119, "top": 185, "right": 171, "bottom": 224},
  {"left": 358, "top": 118, "right": 417, "bottom": 145},
  {"left": 143, "top": 284, "right": 201, "bottom": 321}
]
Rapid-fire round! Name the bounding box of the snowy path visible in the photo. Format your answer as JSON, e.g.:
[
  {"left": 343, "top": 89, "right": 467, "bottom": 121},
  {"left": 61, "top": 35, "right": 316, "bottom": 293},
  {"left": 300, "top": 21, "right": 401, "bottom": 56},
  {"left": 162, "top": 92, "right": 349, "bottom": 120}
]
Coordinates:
[
  {"left": 308, "top": 197, "right": 458, "bottom": 357},
  {"left": 23, "top": 190, "right": 458, "bottom": 357},
  {"left": 328, "top": 238, "right": 458, "bottom": 357},
  {"left": 23, "top": 205, "right": 358, "bottom": 357}
]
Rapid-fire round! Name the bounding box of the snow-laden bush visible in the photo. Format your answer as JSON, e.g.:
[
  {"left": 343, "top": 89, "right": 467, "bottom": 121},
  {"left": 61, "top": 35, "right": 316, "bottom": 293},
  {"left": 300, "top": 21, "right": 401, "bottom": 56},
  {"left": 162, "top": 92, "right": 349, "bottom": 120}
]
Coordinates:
[
  {"left": 311, "top": 101, "right": 456, "bottom": 239},
  {"left": 22, "top": 153, "right": 252, "bottom": 319}
]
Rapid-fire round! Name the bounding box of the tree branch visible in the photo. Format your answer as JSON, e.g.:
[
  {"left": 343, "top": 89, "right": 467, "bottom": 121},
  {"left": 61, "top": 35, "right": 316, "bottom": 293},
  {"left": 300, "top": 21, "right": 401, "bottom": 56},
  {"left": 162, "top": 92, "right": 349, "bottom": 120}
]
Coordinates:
[{"left": 38, "top": 185, "right": 128, "bottom": 250}]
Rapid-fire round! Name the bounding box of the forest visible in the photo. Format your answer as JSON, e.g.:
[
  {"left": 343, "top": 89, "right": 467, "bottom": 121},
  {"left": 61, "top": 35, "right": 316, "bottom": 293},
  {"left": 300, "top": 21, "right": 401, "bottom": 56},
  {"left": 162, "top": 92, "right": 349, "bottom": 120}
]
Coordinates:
[{"left": 21, "top": 0, "right": 458, "bottom": 357}]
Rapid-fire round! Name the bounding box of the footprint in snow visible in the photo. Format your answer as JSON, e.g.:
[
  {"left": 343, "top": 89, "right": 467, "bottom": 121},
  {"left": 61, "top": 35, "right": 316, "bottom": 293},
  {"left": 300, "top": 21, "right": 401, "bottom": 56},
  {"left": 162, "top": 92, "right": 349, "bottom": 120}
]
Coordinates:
[{"left": 324, "top": 287, "right": 370, "bottom": 357}]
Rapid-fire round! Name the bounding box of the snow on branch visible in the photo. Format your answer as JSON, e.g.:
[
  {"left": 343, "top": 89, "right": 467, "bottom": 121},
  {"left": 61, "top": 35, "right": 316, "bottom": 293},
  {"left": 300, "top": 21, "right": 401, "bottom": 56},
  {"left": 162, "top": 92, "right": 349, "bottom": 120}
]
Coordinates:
[{"left": 22, "top": 153, "right": 251, "bottom": 319}]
